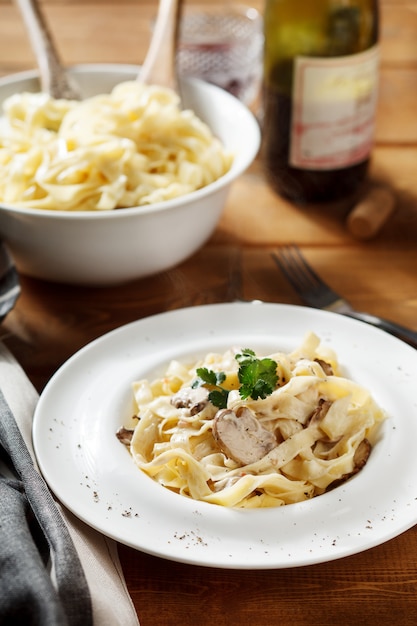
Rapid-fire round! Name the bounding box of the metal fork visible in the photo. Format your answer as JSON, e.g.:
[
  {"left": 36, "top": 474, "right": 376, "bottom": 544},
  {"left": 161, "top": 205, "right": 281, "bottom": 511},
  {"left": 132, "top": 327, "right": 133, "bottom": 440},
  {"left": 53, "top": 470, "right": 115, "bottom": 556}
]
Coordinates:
[{"left": 272, "top": 245, "right": 417, "bottom": 349}]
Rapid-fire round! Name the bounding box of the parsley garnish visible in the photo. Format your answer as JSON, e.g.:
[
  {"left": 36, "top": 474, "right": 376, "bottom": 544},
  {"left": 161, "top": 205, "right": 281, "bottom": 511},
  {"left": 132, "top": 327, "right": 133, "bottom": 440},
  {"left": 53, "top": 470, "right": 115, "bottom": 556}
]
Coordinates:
[
  {"left": 192, "top": 368, "right": 229, "bottom": 409},
  {"left": 191, "top": 349, "right": 278, "bottom": 409},
  {"left": 236, "top": 349, "right": 278, "bottom": 400}
]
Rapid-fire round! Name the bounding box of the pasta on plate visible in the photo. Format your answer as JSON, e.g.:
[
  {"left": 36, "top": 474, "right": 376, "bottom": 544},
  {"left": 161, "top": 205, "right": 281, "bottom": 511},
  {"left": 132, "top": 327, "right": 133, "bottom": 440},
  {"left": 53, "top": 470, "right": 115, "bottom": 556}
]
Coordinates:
[
  {"left": 0, "top": 81, "right": 232, "bottom": 211},
  {"left": 118, "top": 332, "right": 386, "bottom": 508}
]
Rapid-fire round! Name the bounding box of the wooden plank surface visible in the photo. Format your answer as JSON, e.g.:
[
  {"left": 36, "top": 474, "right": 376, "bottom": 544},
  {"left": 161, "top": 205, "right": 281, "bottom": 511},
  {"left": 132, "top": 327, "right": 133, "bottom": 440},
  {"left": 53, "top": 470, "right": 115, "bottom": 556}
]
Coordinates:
[{"left": 1, "top": 2, "right": 417, "bottom": 625}]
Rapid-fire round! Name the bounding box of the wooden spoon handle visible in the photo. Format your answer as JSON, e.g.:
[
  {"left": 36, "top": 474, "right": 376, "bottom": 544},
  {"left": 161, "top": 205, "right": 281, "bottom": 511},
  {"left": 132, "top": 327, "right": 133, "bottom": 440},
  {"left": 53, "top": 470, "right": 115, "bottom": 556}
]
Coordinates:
[
  {"left": 14, "top": 0, "right": 81, "bottom": 99},
  {"left": 139, "top": 0, "right": 182, "bottom": 90}
]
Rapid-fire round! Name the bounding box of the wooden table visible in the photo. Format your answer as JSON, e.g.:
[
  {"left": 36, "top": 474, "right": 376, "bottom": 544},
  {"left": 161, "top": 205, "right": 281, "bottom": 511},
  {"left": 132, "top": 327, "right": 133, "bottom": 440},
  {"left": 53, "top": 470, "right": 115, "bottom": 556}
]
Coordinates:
[{"left": 1, "top": 1, "right": 417, "bottom": 624}]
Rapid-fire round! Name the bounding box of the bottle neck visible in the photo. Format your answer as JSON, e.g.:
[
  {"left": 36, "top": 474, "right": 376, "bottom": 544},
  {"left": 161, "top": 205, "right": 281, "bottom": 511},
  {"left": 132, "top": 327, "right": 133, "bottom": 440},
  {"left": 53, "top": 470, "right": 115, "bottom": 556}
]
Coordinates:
[{"left": 264, "top": 0, "right": 379, "bottom": 91}]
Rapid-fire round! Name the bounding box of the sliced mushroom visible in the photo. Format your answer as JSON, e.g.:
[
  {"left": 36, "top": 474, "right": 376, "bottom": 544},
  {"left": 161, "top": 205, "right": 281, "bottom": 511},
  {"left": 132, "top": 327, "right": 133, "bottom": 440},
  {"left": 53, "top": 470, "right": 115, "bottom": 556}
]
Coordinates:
[
  {"left": 171, "top": 386, "right": 209, "bottom": 415},
  {"left": 314, "top": 358, "right": 334, "bottom": 376},
  {"left": 212, "top": 406, "right": 277, "bottom": 466},
  {"left": 116, "top": 426, "right": 134, "bottom": 446},
  {"left": 308, "top": 398, "right": 332, "bottom": 426},
  {"left": 353, "top": 438, "right": 371, "bottom": 472}
]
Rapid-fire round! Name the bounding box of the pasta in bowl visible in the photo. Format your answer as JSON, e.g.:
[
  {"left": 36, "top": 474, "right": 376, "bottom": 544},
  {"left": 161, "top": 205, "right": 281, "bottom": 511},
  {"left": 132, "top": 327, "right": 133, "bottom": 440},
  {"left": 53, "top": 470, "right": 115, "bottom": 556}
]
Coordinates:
[
  {"left": 0, "top": 81, "right": 232, "bottom": 211},
  {"left": 118, "top": 331, "right": 386, "bottom": 509},
  {"left": 0, "top": 64, "right": 260, "bottom": 284}
]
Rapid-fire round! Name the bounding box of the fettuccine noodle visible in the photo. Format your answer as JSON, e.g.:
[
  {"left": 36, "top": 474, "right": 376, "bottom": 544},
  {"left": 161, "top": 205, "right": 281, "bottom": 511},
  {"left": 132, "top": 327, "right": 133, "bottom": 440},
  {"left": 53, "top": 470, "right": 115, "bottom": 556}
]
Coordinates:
[
  {"left": 121, "top": 332, "right": 386, "bottom": 508},
  {"left": 0, "top": 81, "right": 233, "bottom": 211}
]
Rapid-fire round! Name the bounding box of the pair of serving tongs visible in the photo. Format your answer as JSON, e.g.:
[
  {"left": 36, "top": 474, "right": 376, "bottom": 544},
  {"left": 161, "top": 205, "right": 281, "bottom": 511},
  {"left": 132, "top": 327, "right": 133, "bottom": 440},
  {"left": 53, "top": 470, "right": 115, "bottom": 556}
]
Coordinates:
[{"left": 14, "top": 0, "right": 182, "bottom": 99}]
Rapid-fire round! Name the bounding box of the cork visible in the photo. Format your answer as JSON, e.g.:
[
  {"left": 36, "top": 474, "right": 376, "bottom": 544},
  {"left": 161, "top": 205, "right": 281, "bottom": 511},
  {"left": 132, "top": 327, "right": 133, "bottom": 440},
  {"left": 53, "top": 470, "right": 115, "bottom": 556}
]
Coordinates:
[{"left": 346, "top": 186, "right": 396, "bottom": 240}]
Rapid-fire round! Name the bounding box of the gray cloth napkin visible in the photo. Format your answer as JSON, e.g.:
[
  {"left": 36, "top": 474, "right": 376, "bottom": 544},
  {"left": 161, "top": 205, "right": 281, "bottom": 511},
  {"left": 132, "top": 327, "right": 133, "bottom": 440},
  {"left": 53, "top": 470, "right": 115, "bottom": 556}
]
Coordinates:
[{"left": 0, "top": 342, "right": 140, "bottom": 626}]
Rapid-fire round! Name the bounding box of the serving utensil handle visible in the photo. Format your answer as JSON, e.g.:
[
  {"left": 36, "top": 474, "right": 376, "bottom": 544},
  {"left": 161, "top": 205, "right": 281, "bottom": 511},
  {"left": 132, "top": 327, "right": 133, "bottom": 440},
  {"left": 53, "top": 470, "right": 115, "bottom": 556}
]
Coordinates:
[
  {"left": 138, "top": 0, "right": 183, "bottom": 91},
  {"left": 14, "top": 0, "right": 81, "bottom": 99}
]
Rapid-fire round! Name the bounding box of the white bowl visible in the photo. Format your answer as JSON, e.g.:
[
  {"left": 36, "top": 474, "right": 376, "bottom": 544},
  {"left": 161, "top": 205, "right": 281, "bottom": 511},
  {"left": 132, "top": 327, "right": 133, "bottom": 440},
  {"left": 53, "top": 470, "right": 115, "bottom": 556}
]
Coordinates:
[{"left": 0, "top": 64, "right": 260, "bottom": 285}]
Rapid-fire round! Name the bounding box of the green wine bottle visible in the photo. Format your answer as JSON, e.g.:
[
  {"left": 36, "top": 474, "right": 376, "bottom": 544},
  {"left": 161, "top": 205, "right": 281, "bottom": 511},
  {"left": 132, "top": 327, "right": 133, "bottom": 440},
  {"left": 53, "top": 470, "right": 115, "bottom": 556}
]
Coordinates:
[{"left": 262, "top": 0, "right": 379, "bottom": 204}]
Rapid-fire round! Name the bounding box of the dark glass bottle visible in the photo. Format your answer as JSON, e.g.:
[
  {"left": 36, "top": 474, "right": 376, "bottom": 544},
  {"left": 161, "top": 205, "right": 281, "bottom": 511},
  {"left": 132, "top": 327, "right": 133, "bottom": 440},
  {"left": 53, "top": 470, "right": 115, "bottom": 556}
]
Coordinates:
[{"left": 262, "top": 0, "right": 379, "bottom": 204}]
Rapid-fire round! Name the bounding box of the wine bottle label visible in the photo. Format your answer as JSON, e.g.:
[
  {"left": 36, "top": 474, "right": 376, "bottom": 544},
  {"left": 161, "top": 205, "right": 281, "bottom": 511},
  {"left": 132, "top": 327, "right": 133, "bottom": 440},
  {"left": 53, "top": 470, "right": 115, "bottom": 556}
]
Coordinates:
[{"left": 290, "top": 46, "right": 379, "bottom": 170}]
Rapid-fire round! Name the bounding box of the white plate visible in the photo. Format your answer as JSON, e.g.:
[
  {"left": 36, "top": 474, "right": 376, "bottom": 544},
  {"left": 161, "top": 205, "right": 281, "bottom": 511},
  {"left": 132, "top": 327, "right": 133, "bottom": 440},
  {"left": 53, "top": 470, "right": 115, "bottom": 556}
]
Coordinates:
[{"left": 32, "top": 302, "right": 417, "bottom": 569}]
